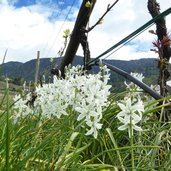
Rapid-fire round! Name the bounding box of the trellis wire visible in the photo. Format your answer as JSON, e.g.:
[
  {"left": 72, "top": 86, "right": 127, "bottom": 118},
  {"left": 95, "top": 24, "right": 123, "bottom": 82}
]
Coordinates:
[
  {"left": 88, "top": 7, "right": 171, "bottom": 100},
  {"left": 86, "top": 7, "right": 171, "bottom": 67}
]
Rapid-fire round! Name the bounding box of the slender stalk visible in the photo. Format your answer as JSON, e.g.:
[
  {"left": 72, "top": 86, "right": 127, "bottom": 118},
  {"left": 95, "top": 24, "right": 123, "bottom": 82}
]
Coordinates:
[
  {"left": 87, "top": 0, "right": 119, "bottom": 32},
  {"left": 130, "top": 117, "right": 135, "bottom": 171},
  {"left": 0, "top": 49, "right": 8, "bottom": 80},
  {"left": 106, "top": 128, "right": 125, "bottom": 170},
  {"left": 0, "top": 90, "right": 7, "bottom": 110},
  {"left": 5, "top": 78, "right": 10, "bottom": 171},
  {"left": 55, "top": 132, "right": 79, "bottom": 170}
]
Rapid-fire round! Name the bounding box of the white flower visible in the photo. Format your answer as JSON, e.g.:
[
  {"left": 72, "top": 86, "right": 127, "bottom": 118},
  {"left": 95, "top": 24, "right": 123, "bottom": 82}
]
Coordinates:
[
  {"left": 13, "top": 93, "right": 33, "bottom": 122},
  {"left": 150, "top": 84, "right": 160, "bottom": 94},
  {"left": 130, "top": 72, "right": 144, "bottom": 82},
  {"left": 117, "top": 98, "right": 143, "bottom": 122},
  {"left": 118, "top": 119, "right": 142, "bottom": 138},
  {"left": 75, "top": 100, "right": 92, "bottom": 121},
  {"left": 85, "top": 117, "right": 103, "bottom": 139},
  {"left": 13, "top": 64, "right": 111, "bottom": 139},
  {"left": 117, "top": 98, "right": 144, "bottom": 137},
  {"left": 166, "top": 80, "right": 171, "bottom": 94},
  {"left": 50, "top": 57, "right": 54, "bottom": 63},
  {"left": 167, "top": 80, "right": 171, "bottom": 87},
  {"left": 124, "top": 72, "right": 144, "bottom": 97},
  {"left": 65, "top": 65, "right": 84, "bottom": 79},
  {"left": 74, "top": 71, "right": 111, "bottom": 138}
]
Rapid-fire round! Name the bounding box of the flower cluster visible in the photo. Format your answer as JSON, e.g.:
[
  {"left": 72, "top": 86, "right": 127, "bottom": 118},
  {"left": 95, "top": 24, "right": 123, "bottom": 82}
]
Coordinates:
[
  {"left": 117, "top": 97, "right": 144, "bottom": 137},
  {"left": 13, "top": 93, "right": 33, "bottom": 123},
  {"left": 117, "top": 72, "right": 145, "bottom": 137},
  {"left": 13, "top": 65, "right": 111, "bottom": 138},
  {"left": 74, "top": 66, "right": 111, "bottom": 138},
  {"left": 124, "top": 72, "right": 144, "bottom": 97}
]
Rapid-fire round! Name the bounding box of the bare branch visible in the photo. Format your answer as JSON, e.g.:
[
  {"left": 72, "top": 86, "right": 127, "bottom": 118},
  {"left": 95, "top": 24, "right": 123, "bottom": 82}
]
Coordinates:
[{"left": 87, "top": 0, "right": 119, "bottom": 32}]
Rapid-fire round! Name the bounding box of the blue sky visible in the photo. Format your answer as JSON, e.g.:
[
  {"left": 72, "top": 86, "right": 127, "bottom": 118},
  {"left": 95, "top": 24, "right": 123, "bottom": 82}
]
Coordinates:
[
  {"left": 0, "top": 0, "right": 170, "bottom": 62},
  {"left": 13, "top": 0, "right": 80, "bottom": 10},
  {"left": 14, "top": 0, "right": 37, "bottom": 7},
  {"left": 12, "top": 0, "right": 81, "bottom": 20}
]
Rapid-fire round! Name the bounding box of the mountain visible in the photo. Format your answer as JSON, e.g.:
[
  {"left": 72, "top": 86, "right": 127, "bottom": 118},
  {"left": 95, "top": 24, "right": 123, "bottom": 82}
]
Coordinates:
[
  {"left": 0, "top": 56, "right": 162, "bottom": 89},
  {"left": 1, "top": 61, "right": 23, "bottom": 75}
]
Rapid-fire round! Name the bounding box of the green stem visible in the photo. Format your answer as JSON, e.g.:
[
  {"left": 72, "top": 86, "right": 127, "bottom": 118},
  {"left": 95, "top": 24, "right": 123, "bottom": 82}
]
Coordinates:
[
  {"left": 5, "top": 79, "right": 10, "bottom": 171},
  {"left": 0, "top": 90, "right": 7, "bottom": 109},
  {"left": 130, "top": 117, "right": 135, "bottom": 171},
  {"left": 106, "top": 128, "right": 125, "bottom": 170}
]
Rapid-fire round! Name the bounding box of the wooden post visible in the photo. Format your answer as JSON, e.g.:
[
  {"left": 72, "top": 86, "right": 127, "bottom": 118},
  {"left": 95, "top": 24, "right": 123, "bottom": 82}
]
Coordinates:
[
  {"left": 60, "top": 0, "right": 96, "bottom": 77},
  {"left": 35, "top": 51, "right": 40, "bottom": 85},
  {"left": 148, "top": 0, "right": 171, "bottom": 97},
  {"left": 2, "top": 49, "right": 8, "bottom": 64},
  {"left": 148, "top": 0, "right": 171, "bottom": 121}
]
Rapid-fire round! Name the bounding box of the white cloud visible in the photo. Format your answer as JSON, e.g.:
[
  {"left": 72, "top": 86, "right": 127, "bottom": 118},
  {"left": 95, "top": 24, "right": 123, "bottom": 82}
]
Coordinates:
[
  {"left": 0, "top": 2, "right": 77, "bottom": 62},
  {"left": 0, "top": 0, "right": 170, "bottom": 63},
  {"left": 0, "top": 0, "right": 8, "bottom": 5},
  {"left": 77, "top": 0, "right": 171, "bottom": 61}
]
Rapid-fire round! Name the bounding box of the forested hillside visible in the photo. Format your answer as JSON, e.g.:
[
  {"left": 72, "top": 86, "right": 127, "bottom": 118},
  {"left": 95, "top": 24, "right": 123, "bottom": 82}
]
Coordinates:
[{"left": 1, "top": 56, "right": 168, "bottom": 89}]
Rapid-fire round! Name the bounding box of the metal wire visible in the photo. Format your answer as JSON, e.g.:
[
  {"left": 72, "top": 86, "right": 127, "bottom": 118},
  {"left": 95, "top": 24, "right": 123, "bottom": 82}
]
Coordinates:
[
  {"left": 86, "top": 7, "right": 171, "bottom": 67},
  {"left": 43, "top": 0, "right": 77, "bottom": 58}
]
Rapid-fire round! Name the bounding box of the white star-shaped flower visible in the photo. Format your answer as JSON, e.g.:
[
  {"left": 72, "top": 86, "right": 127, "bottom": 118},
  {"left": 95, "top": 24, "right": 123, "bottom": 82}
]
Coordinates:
[{"left": 117, "top": 98, "right": 144, "bottom": 137}]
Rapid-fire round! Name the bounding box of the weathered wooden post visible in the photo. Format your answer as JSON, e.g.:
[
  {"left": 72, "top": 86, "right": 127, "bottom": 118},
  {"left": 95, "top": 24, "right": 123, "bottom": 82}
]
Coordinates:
[{"left": 35, "top": 51, "right": 40, "bottom": 85}]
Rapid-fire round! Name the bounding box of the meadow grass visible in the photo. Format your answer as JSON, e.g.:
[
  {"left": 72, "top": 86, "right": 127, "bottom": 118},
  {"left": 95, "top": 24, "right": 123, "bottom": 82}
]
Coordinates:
[{"left": 0, "top": 86, "right": 171, "bottom": 171}]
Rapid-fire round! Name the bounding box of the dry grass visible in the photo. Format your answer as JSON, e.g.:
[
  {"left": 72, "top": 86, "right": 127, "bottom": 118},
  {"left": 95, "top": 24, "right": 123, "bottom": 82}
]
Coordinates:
[
  {"left": 0, "top": 81, "right": 21, "bottom": 95},
  {"left": 0, "top": 81, "right": 22, "bottom": 109}
]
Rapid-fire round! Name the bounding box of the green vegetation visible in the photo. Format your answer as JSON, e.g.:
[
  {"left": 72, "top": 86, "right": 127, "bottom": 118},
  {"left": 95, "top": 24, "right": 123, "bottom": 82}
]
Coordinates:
[
  {"left": 0, "top": 68, "right": 171, "bottom": 171},
  {"left": 0, "top": 57, "right": 164, "bottom": 85},
  {"left": 1, "top": 92, "right": 171, "bottom": 170}
]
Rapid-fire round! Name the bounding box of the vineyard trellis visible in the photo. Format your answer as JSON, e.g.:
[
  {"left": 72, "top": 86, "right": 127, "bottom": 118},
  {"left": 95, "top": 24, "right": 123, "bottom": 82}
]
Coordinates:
[
  {"left": 59, "top": 6, "right": 171, "bottom": 101},
  {"left": 86, "top": 7, "right": 171, "bottom": 67},
  {"left": 1, "top": 2, "right": 171, "bottom": 170},
  {"left": 86, "top": 8, "right": 171, "bottom": 100}
]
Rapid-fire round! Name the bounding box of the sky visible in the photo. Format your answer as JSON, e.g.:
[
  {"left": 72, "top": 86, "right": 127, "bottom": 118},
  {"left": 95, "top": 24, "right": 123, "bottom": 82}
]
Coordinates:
[{"left": 0, "top": 0, "right": 170, "bottom": 63}]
